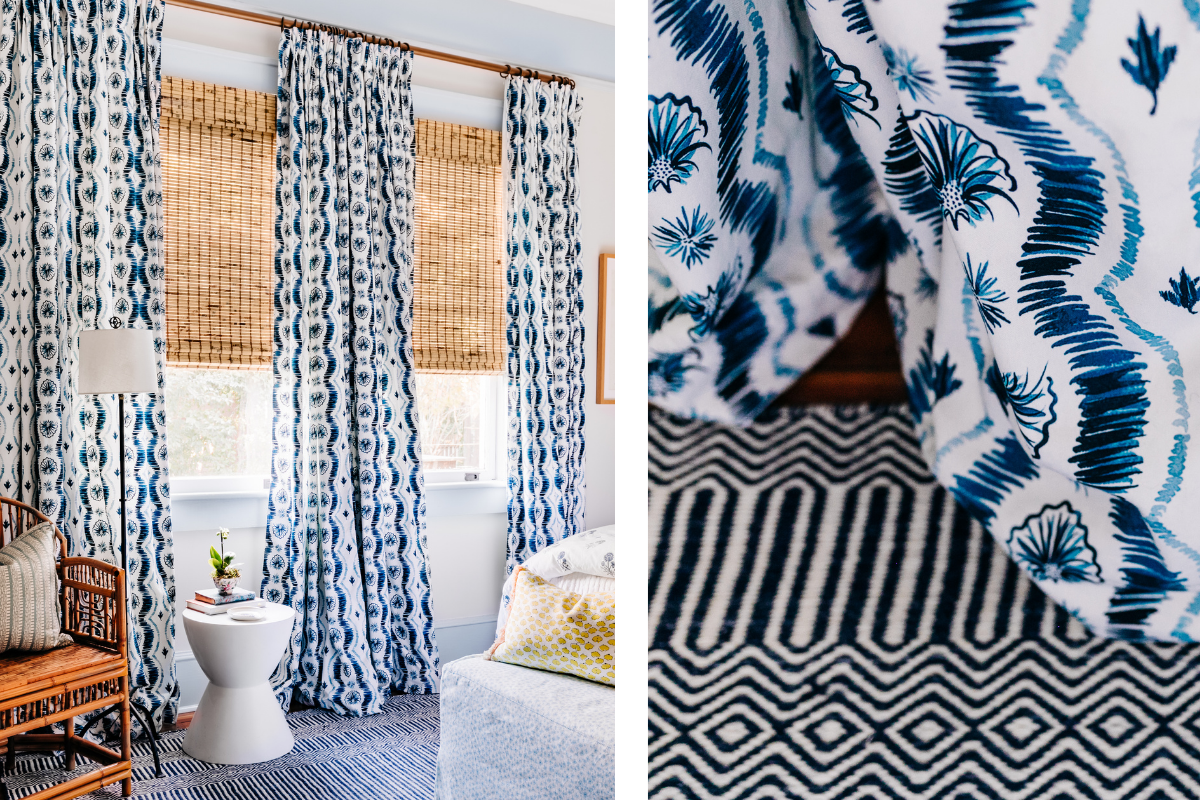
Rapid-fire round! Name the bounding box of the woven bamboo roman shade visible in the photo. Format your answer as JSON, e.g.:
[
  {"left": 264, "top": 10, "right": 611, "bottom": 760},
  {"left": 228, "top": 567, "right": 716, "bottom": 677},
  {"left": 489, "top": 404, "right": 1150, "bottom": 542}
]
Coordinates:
[
  {"left": 413, "top": 119, "right": 504, "bottom": 373},
  {"left": 162, "top": 80, "right": 503, "bottom": 373},
  {"left": 161, "top": 76, "right": 275, "bottom": 369}
]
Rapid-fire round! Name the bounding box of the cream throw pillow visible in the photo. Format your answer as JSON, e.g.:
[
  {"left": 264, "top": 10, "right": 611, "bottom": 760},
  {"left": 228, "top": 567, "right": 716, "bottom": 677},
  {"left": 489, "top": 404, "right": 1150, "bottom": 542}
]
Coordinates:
[
  {"left": 0, "top": 521, "right": 71, "bottom": 653},
  {"left": 486, "top": 568, "right": 615, "bottom": 686}
]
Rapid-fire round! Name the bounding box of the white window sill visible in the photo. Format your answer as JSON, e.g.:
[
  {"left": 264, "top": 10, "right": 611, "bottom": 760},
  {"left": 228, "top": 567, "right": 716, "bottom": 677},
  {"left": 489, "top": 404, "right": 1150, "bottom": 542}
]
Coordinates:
[
  {"left": 425, "top": 480, "right": 503, "bottom": 490},
  {"left": 170, "top": 480, "right": 506, "bottom": 532},
  {"left": 174, "top": 490, "right": 270, "bottom": 502}
]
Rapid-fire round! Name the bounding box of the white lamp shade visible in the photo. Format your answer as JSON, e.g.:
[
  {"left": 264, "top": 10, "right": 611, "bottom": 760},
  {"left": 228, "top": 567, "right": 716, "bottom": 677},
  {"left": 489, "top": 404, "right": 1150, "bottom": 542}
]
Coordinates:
[{"left": 78, "top": 329, "right": 159, "bottom": 395}]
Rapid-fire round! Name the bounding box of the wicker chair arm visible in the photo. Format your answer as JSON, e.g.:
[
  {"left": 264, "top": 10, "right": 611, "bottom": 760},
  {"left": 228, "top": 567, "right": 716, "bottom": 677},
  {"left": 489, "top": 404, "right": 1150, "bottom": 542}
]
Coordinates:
[{"left": 59, "top": 557, "right": 126, "bottom": 657}]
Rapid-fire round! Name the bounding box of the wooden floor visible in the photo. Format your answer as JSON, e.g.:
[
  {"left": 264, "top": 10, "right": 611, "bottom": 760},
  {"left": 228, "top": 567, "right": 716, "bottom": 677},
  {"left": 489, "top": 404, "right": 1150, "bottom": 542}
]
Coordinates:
[
  {"left": 774, "top": 288, "right": 907, "bottom": 406},
  {"left": 162, "top": 711, "right": 193, "bottom": 733}
]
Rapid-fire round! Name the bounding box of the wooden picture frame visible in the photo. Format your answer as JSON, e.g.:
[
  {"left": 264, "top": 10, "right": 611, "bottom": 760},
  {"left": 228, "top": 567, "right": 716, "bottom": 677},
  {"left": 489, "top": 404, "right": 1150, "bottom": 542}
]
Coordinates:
[{"left": 597, "top": 253, "right": 615, "bottom": 404}]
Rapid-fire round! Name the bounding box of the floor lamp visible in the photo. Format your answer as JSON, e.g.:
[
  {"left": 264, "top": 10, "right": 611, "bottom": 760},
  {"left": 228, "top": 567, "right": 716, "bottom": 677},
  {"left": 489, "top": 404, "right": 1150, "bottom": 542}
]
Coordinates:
[{"left": 77, "top": 324, "right": 163, "bottom": 776}]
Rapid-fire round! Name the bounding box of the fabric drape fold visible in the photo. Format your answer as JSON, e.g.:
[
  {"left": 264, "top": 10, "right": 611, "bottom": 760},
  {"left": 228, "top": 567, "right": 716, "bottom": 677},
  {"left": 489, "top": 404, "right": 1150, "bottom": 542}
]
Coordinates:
[
  {"left": 0, "top": 0, "right": 176, "bottom": 725},
  {"left": 649, "top": 1, "right": 1200, "bottom": 640},
  {"left": 262, "top": 27, "right": 438, "bottom": 716},
  {"left": 503, "top": 76, "right": 586, "bottom": 578}
]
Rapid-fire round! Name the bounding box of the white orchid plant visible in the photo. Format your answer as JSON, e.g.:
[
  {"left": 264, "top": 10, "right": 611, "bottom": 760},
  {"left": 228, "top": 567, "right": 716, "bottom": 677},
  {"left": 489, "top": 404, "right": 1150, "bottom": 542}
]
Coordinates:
[{"left": 209, "top": 528, "right": 241, "bottom": 580}]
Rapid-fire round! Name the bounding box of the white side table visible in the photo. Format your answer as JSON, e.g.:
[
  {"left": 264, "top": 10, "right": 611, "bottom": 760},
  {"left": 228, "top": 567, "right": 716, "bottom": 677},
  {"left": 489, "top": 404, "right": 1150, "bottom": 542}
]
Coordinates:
[{"left": 182, "top": 601, "right": 295, "bottom": 764}]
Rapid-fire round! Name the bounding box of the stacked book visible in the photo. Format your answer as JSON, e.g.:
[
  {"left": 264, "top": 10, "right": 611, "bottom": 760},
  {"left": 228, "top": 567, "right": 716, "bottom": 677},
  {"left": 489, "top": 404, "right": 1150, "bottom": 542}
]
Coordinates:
[{"left": 185, "top": 587, "right": 265, "bottom": 615}]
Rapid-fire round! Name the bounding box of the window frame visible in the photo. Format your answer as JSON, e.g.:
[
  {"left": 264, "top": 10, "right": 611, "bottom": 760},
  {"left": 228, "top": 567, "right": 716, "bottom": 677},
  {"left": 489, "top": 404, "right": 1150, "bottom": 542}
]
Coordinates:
[{"left": 172, "top": 473, "right": 271, "bottom": 498}]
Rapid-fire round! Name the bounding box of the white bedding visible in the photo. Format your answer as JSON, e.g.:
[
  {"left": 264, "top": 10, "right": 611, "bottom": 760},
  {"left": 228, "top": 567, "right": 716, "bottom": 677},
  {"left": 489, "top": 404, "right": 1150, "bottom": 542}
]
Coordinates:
[{"left": 496, "top": 525, "right": 615, "bottom": 637}]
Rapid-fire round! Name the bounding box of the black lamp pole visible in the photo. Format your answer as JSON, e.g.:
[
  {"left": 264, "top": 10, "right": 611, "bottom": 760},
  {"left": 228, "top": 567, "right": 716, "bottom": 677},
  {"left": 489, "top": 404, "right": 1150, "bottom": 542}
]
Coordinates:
[
  {"left": 118, "top": 391, "right": 128, "bottom": 575},
  {"left": 102, "top": 317, "right": 162, "bottom": 777}
]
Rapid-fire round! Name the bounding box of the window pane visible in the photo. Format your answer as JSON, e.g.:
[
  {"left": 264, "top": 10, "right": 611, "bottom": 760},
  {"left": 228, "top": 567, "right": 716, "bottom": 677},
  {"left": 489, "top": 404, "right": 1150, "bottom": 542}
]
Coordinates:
[
  {"left": 165, "top": 367, "right": 273, "bottom": 477},
  {"left": 415, "top": 373, "right": 482, "bottom": 471}
]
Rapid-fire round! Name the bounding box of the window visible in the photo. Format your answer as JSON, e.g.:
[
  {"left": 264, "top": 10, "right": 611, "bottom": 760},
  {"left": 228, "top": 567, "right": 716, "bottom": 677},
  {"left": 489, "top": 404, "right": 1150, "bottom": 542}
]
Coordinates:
[
  {"left": 161, "top": 77, "right": 275, "bottom": 494},
  {"left": 415, "top": 373, "right": 503, "bottom": 483},
  {"left": 164, "top": 368, "right": 272, "bottom": 494},
  {"left": 412, "top": 118, "right": 506, "bottom": 485},
  {"left": 160, "top": 78, "right": 506, "bottom": 494}
]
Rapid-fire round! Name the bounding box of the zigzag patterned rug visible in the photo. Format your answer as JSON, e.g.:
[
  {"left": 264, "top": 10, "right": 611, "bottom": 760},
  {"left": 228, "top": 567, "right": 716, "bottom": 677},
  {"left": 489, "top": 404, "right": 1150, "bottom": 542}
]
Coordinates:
[
  {"left": 649, "top": 405, "right": 1200, "bottom": 799},
  {"left": 6, "top": 694, "right": 438, "bottom": 799}
]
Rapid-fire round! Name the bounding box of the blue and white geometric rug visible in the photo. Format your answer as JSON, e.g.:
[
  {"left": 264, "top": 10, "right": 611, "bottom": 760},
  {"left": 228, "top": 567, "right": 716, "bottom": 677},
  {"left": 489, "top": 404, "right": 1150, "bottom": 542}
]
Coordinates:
[
  {"left": 7, "top": 695, "right": 438, "bottom": 799},
  {"left": 650, "top": 405, "right": 1200, "bottom": 799}
]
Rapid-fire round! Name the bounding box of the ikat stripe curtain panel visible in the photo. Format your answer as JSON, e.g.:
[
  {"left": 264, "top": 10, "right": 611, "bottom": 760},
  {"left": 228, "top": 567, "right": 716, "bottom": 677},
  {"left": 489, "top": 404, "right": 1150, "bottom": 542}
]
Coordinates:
[
  {"left": 504, "top": 76, "right": 586, "bottom": 576},
  {"left": 0, "top": 0, "right": 177, "bottom": 724},
  {"left": 649, "top": 0, "right": 1200, "bottom": 641},
  {"left": 262, "top": 27, "right": 438, "bottom": 716}
]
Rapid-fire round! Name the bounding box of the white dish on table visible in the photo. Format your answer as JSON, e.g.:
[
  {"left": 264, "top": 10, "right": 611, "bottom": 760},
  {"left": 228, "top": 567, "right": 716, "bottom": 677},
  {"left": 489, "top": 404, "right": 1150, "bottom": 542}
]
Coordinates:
[{"left": 228, "top": 610, "right": 266, "bottom": 622}]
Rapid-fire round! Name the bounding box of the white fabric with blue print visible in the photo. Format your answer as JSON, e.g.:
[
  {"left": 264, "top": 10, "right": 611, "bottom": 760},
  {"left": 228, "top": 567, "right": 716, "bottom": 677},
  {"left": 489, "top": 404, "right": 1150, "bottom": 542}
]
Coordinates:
[{"left": 649, "top": 0, "right": 1200, "bottom": 641}]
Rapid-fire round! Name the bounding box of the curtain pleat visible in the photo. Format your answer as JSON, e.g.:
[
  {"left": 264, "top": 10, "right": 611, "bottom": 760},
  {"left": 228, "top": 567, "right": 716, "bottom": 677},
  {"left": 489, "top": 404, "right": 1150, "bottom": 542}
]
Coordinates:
[
  {"left": 262, "top": 27, "right": 438, "bottom": 716},
  {"left": 503, "top": 76, "right": 585, "bottom": 577},
  {"left": 0, "top": 0, "right": 176, "bottom": 724},
  {"left": 648, "top": 0, "right": 1200, "bottom": 641}
]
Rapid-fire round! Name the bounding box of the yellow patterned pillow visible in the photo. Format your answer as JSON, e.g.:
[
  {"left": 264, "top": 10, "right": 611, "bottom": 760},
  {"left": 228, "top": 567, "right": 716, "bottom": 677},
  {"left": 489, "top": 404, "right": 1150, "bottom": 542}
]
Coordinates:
[{"left": 485, "top": 568, "right": 615, "bottom": 686}]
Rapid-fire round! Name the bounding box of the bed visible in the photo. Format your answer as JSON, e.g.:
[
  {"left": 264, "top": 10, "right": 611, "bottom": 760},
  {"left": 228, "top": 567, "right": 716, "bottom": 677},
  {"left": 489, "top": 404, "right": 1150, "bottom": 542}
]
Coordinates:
[{"left": 435, "top": 655, "right": 614, "bottom": 800}]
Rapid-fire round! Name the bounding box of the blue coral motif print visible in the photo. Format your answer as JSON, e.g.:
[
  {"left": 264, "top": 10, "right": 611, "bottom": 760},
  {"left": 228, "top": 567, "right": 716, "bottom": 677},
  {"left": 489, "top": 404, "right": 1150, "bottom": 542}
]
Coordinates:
[
  {"left": 681, "top": 265, "right": 743, "bottom": 339},
  {"left": 907, "top": 111, "right": 1018, "bottom": 230},
  {"left": 649, "top": 94, "right": 711, "bottom": 193},
  {"left": 652, "top": 206, "right": 718, "bottom": 268},
  {"left": 882, "top": 123, "right": 943, "bottom": 244},
  {"left": 1007, "top": 502, "right": 1101, "bottom": 584},
  {"left": 986, "top": 363, "right": 1058, "bottom": 459},
  {"left": 881, "top": 43, "right": 935, "bottom": 102},
  {"left": 821, "top": 45, "right": 879, "bottom": 128},
  {"left": 1160, "top": 266, "right": 1200, "bottom": 313},
  {"left": 1122, "top": 15, "right": 1176, "bottom": 116},
  {"left": 649, "top": 348, "right": 699, "bottom": 398},
  {"left": 964, "top": 255, "right": 1009, "bottom": 333},
  {"left": 907, "top": 329, "right": 962, "bottom": 423},
  {"left": 782, "top": 66, "right": 804, "bottom": 118}
]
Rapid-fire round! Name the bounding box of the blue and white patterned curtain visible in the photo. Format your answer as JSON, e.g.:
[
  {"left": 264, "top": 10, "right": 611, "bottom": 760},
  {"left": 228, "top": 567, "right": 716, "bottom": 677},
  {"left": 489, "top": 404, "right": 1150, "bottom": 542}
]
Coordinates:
[
  {"left": 504, "top": 76, "right": 585, "bottom": 576},
  {"left": 650, "top": 0, "right": 1200, "bottom": 641},
  {"left": 262, "top": 27, "right": 438, "bottom": 716},
  {"left": 0, "top": 0, "right": 176, "bottom": 723}
]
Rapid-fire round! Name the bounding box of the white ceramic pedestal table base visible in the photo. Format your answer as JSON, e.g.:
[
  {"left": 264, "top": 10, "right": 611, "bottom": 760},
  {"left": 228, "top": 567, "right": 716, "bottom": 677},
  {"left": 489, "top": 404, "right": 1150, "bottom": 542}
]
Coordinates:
[{"left": 182, "top": 601, "right": 296, "bottom": 764}]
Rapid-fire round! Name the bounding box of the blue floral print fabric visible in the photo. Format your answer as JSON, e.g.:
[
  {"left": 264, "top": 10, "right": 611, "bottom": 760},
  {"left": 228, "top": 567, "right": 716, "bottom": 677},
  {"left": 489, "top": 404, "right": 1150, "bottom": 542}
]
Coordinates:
[
  {"left": 649, "top": 0, "right": 1200, "bottom": 641},
  {"left": 262, "top": 27, "right": 438, "bottom": 715},
  {"left": 504, "top": 76, "right": 586, "bottom": 577},
  {"left": 0, "top": 0, "right": 178, "bottom": 725}
]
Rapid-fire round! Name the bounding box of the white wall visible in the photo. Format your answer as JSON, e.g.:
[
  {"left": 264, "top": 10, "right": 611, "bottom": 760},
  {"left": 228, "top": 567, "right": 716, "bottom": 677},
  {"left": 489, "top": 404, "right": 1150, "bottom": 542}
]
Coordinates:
[
  {"left": 162, "top": 9, "right": 614, "bottom": 710},
  {"left": 577, "top": 78, "right": 616, "bottom": 530}
]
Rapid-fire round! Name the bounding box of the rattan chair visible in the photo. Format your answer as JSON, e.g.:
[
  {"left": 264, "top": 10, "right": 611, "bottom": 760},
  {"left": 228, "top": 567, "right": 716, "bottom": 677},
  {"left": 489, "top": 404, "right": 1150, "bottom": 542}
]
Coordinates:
[{"left": 0, "top": 497, "right": 132, "bottom": 799}]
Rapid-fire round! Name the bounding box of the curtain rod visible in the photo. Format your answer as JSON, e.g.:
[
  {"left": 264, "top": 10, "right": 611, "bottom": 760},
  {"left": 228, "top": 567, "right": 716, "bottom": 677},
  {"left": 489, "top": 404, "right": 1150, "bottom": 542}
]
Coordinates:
[{"left": 164, "top": 0, "right": 576, "bottom": 87}]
